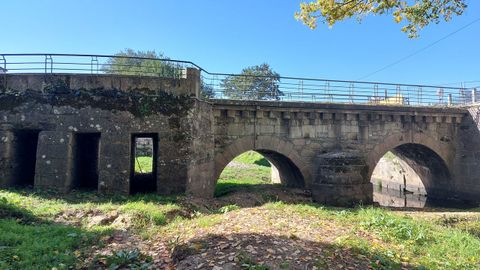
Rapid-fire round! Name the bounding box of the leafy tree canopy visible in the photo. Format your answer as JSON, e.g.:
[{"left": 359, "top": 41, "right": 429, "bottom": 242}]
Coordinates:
[
  {"left": 221, "top": 64, "right": 283, "bottom": 100},
  {"left": 105, "top": 49, "right": 214, "bottom": 98},
  {"left": 200, "top": 81, "right": 215, "bottom": 99},
  {"left": 104, "top": 49, "right": 180, "bottom": 77},
  {"left": 295, "top": 0, "right": 467, "bottom": 38}
]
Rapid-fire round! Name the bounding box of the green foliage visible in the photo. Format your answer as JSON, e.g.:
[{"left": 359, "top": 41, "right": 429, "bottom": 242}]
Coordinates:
[
  {"left": 359, "top": 208, "right": 431, "bottom": 244},
  {"left": 237, "top": 251, "right": 270, "bottom": 270},
  {"left": 221, "top": 63, "right": 283, "bottom": 100},
  {"left": 215, "top": 166, "right": 272, "bottom": 197},
  {"left": 218, "top": 204, "right": 240, "bottom": 214},
  {"left": 0, "top": 219, "right": 98, "bottom": 270},
  {"left": 354, "top": 207, "right": 480, "bottom": 269},
  {"left": 105, "top": 48, "right": 215, "bottom": 99},
  {"left": 0, "top": 196, "right": 38, "bottom": 224},
  {"left": 215, "top": 151, "right": 274, "bottom": 196},
  {"left": 104, "top": 49, "right": 181, "bottom": 78},
  {"left": 92, "top": 249, "right": 152, "bottom": 270},
  {"left": 233, "top": 151, "right": 271, "bottom": 167},
  {"left": 200, "top": 80, "right": 215, "bottom": 99},
  {"left": 295, "top": 0, "right": 467, "bottom": 38},
  {"left": 134, "top": 156, "right": 153, "bottom": 174},
  {"left": 119, "top": 201, "right": 180, "bottom": 227}
]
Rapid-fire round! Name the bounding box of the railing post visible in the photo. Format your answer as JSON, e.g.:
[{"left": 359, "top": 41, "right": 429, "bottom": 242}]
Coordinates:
[
  {"left": 472, "top": 88, "right": 477, "bottom": 103},
  {"left": 1, "top": 55, "right": 6, "bottom": 71},
  {"left": 448, "top": 94, "right": 452, "bottom": 106}
]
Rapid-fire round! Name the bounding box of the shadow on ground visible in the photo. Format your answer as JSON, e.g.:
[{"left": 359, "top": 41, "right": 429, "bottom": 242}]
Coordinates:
[{"left": 172, "top": 233, "right": 414, "bottom": 270}]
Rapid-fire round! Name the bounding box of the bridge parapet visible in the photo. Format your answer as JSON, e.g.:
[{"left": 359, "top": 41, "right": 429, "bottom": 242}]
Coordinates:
[{"left": 0, "top": 70, "right": 200, "bottom": 97}]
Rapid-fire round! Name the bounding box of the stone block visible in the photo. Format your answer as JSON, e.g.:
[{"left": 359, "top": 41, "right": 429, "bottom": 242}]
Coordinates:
[
  {"left": 311, "top": 182, "right": 373, "bottom": 207},
  {"left": 282, "top": 112, "right": 291, "bottom": 119}
]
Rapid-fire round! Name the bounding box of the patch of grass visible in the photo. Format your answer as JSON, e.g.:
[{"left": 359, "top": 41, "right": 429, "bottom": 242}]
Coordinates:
[
  {"left": 0, "top": 188, "right": 185, "bottom": 269},
  {"left": 0, "top": 196, "right": 39, "bottom": 224},
  {"left": 0, "top": 219, "right": 102, "bottom": 270},
  {"left": 437, "top": 215, "right": 480, "bottom": 238},
  {"left": 91, "top": 249, "right": 152, "bottom": 270},
  {"left": 264, "top": 203, "right": 480, "bottom": 269},
  {"left": 214, "top": 151, "right": 276, "bottom": 197},
  {"left": 215, "top": 164, "right": 272, "bottom": 197},
  {"left": 233, "top": 151, "right": 271, "bottom": 167},
  {"left": 352, "top": 207, "right": 480, "bottom": 269},
  {"left": 2, "top": 176, "right": 480, "bottom": 270},
  {"left": 118, "top": 201, "right": 181, "bottom": 227},
  {"left": 195, "top": 215, "right": 222, "bottom": 228},
  {"left": 134, "top": 156, "right": 153, "bottom": 173},
  {"left": 358, "top": 208, "right": 431, "bottom": 244},
  {"left": 218, "top": 204, "right": 240, "bottom": 214},
  {"left": 237, "top": 251, "right": 270, "bottom": 270}
]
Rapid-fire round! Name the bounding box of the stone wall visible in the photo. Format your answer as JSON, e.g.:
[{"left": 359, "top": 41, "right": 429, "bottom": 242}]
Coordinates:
[
  {"left": 211, "top": 100, "right": 467, "bottom": 206},
  {"left": 371, "top": 152, "right": 424, "bottom": 193},
  {"left": 0, "top": 70, "right": 200, "bottom": 195},
  {"left": 1, "top": 72, "right": 479, "bottom": 206},
  {"left": 450, "top": 104, "right": 480, "bottom": 202}
]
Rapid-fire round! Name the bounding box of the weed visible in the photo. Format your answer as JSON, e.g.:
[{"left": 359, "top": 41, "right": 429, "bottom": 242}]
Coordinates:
[
  {"left": 237, "top": 251, "right": 270, "bottom": 270},
  {"left": 218, "top": 204, "right": 240, "bottom": 213},
  {"left": 92, "top": 249, "right": 152, "bottom": 270}
]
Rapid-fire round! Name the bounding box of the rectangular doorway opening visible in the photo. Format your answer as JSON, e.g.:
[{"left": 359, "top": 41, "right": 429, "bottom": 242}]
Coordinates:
[
  {"left": 13, "top": 130, "right": 40, "bottom": 187},
  {"left": 72, "top": 133, "right": 101, "bottom": 191},
  {"left": 130, "top": 134, "right": 158, "bottom": 194}
]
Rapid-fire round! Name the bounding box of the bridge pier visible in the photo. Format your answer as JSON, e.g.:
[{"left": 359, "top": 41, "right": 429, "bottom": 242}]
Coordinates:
[
  {"left": 312, "top": 152, "right": 373, "bottom": 206},
  {"left": 0, "top": 129, "right": 17, "bottom": 187},
  {"left": 34, "top": 131, "right": 73, "bottom": 191}
]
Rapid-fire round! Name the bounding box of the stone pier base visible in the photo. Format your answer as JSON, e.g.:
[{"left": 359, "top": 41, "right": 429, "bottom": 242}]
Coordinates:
[
  {"left": 311, "top": 183, "right": 373, "bottom": 207},
  {"left": 312, "top": 151, "right": 372, "bottom": 207}
]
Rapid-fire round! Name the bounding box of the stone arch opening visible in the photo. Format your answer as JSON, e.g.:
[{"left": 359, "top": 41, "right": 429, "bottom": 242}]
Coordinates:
[
  {"left": 215, "top": 149, "right": 305, "bottom": 197},
  {"left": 370, "top": 143, "right": 453, "bottom": 207}
]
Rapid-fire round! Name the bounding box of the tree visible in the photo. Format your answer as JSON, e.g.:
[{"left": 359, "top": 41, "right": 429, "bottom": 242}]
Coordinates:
[
  {"left": 104, "top": 49, "right": 180, "bottom": 77},
  {"left": 200, "top": 81, "right": 216, "bottom": 99},
  {"left": 105, "top": 49, "right": 214, "bottom": 98},
  {"left": 221, "top": 64, "right": 283, "bottom": 100},
  {"left": 295, "top": 0, "right": 467, "bottom": 38}
]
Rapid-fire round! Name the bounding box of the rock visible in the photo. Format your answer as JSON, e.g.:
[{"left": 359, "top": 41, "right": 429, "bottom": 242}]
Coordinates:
[{"left": 222, "top": 263, "right": 235, "bottom": 270}]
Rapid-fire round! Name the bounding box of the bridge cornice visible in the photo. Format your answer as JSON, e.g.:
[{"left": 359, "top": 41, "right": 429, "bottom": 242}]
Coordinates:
[{"left": 211, "top": 99, "right": 468, "bottom": 115}]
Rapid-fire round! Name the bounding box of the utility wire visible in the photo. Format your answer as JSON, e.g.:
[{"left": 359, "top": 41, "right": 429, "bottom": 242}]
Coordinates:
[
  {"left": 438, "top": 80, "right": 480, "bottom": 86},
  {"left": 359, "top": 17, "right": 480, "bottom": 80}
]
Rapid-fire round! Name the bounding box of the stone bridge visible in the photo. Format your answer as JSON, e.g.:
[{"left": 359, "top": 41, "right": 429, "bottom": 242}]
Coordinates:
[{"left": 1, "top": 71, "right": 480, "bottom": 206}]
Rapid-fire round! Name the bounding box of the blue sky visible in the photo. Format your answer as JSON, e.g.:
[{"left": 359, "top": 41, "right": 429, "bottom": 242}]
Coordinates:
[{"left": 2, "top": 0, "right": 479, "bottom": 87}]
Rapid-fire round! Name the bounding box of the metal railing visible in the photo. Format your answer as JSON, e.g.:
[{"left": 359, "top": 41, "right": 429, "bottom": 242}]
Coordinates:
[
  {"left": 0, "top": 53, "right": 200, "bottom": 79},
  {"left": 202, "top": 73, "right": 478, "bottom": 106},
  {"left": 1, "top": 53, "right": 477, "bottom": 106}
]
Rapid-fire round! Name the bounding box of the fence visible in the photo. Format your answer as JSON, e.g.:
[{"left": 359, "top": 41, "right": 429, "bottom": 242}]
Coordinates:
[{"left": 1, "top": 53, "right": 476, "bottom": 106}]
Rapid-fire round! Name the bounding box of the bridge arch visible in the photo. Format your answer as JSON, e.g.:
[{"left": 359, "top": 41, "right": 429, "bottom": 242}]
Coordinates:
[
  {"left": 367, "top": 133, "right": 455, "bottom": 199},
  {"left": 213, "top": 136, "right": 311, "bottom": 191}
]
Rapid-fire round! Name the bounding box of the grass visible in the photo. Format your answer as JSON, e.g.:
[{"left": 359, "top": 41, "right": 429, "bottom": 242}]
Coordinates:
[
  {"left": 0, "top": 189, "right": 181, "bottom": 269},
  {"left": 266, "top": 202, "right": 480, "bottom": 269},
  {"left": 0, "top": 196, "right": 104, "bottom": 270},
  {"left": 0, "top": 219, "right": 98, "bottom": 270},
  {"left": 232, "top": 151, "right": 271, "bottom": 167},
  {"left": 1, "top": 150, "right": 479, "bottom": 269},
  {"left": 1, "top": 188, "right": 480, "bottom": 269},
  {"left": 134, "top": 156, "right": 153, "bottom": 173},
  {"left": 215, "top": 151, "right": 273, "bottom": 197}
]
